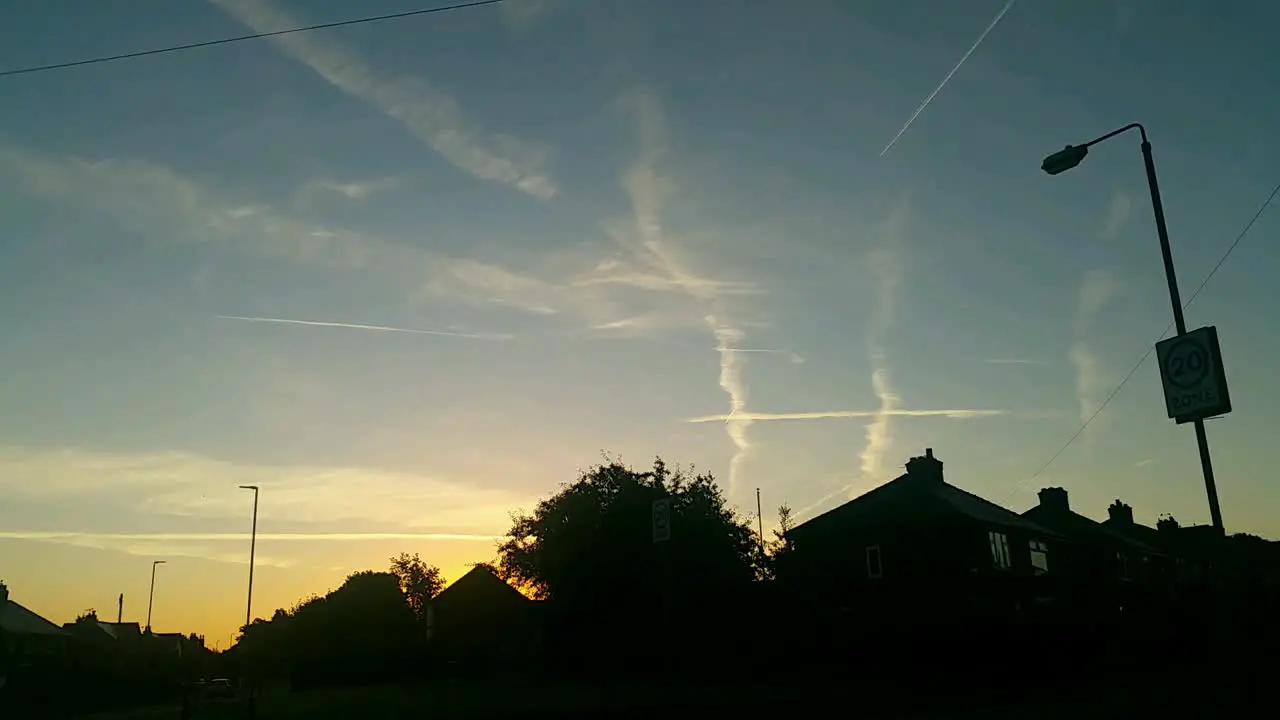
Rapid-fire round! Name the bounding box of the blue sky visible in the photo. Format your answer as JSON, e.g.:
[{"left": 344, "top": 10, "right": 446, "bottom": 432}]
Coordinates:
[{"left": 1, "top": 0, "right": 1278, "bottom": 643}]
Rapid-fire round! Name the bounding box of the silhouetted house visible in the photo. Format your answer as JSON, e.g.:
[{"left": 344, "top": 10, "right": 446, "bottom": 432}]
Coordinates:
[
  {"left": 1101, "top": 501, "right": 1220, "bottom": 587},
  {"left": 149, "top": 632, "right": 187, "bottom": 657},
  {"left": 426, "top": 565, "right": 538, "bottom": 667},
  {"left": 96, "top": 622, "right": 142, "bottom": 644},
  {"left": 1230, "top": 533, "right": 1280, "bottom": 588},
  {"left": 1022, "top": 488, "right": 1165, "bottom": 594},
  {"left": 785, "top": 449, "right": 1060, "bottom": 620},
  {"left": 1, "top": 585, "right": 69, "bottom": 678}
]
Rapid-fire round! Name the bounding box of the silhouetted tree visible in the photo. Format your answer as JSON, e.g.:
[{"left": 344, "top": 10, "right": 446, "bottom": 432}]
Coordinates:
[
  {"left": 389, "top": 553, "right": 445, "bottom": 624},
  {"left": 74, "top": 609, "right": 99, "bottom": 624},
  {"left": 496, "top": 457, "right": 757, "bottom": 662},
  {"left": 767, "top": 504, "right": 797, "bottom": 581},
  {"left": 238, "top": 570, "right": 419, "bottom": 688}
]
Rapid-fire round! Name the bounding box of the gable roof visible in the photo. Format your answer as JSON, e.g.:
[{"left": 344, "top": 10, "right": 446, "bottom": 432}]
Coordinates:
[
  {"left": 792, "top": 472, "right": 1058, "bottom": 540},
  {"left": 1023, "top": 506, "right": 1162, "bottom": 553},
  {"left": 1, "top": 600, "right": 68, "bottom": 637},
  {"left": 98, "top": 621, "right": 142, "bottom": 640},
  {"left": 1101, "top": 517, "right": 1163, "bottom": 547},
  {"left": 435, "top": 565, "right": 529, "bottom": 606}
]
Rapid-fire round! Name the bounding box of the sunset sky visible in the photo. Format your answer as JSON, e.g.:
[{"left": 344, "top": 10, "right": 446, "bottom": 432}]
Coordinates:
[{"left": 2, "top": 0, "right": 1279, "bottom": 646}]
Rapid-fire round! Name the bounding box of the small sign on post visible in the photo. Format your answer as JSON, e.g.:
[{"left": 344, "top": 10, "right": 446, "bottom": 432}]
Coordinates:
[
  {"left": 651, "top": 498, "right": 671, "bottom": 544},
  {"left": 1156, "top": 326, "right": 1232, "bottom": 424}
]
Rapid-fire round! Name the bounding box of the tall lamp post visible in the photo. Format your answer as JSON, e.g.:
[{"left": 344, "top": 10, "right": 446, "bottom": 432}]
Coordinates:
[
  {"left": 145, "top": 560, "right": 166, "bottom": 633},
  {"left": 1042, "top": 122, "right": 1225, "bottom": 536},
  {"left": 239, "top": 485, "right": 260, "bottom": 631}
]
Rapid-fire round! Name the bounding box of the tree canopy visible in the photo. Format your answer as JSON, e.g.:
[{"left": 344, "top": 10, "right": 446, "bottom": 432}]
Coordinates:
[
  {"left": 496, "top": 457, "right": 759, "bottom": 613},
  {"left": 389, "top": 553, "right": 445, "bottom": 625},
  {"left": 237, "top": 568, "right": 421, "bottom": 686}
]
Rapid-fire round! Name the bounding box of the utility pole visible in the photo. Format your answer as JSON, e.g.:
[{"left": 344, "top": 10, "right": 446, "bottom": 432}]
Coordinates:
[
  {"left": 117, "top": 593, "right": 123, "bottom": 624},
  {"left": 756, "top": 488, "right": 765, "bottom": 557}
]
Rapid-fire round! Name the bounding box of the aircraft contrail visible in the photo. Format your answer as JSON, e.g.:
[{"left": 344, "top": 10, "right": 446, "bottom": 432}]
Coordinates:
[
  {"left": 685, "top": 408, "right": 1007, "bottom": 423},
  {"left": 0, "top": 531, "right": 502, "bottom": 542},
  {"left": 879, "top": 0, "right": 1018, "bottom": 157},
  {"left": 721, "top": 348, "right": 805, "bottom": 364},
  {"left": 215, "top": 315, "right": 512, "bottom": 340}
]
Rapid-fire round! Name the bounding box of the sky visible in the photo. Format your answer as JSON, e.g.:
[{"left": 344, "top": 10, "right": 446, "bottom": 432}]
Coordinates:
[{"left": 1, "top": 0, "right": 1278, "bottom": 646}]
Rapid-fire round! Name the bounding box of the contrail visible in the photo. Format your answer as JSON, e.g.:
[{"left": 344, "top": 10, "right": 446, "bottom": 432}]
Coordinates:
[
  {"left": 1, "top": 531, "right": 503, "bottom": 542},
  {"left": 879, "top": 0, "right": 1018, "bottom": 157},
  {"left": 685, "top": 408, "right": 1007, "bottom": 423},
  {"left": 720, "top": 348, "right": 805, "bottom": 364},
  {"left": 215, "top": 315, "right": 512, "bottom": 340}
]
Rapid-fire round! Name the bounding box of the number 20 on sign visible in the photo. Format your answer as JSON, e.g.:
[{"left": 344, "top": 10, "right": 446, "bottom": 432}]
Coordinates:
[{"left": 1155, "top": 326, "right": 1232, "bottom": 424}]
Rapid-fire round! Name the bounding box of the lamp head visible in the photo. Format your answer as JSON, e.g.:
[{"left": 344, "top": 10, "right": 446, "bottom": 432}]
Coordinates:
[{"left": 1041, "top": 144, "right": 1088, "bottom": 175}]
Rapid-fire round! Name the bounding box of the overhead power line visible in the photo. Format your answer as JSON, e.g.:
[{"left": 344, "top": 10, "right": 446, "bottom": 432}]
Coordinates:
[
  {"left": 1009, "top": 178, "right": 1280, "bottom": 502},
  {"left": 0, "top": 0, "right": 508, "bottom": 80}
]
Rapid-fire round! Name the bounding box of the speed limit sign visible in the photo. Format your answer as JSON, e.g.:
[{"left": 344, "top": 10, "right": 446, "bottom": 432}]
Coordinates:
[{"left": 1155, "top": 326, "right": 1232, "bottom": 423}]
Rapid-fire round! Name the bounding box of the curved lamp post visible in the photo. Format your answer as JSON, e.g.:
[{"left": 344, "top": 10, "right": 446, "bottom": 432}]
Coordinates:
[
  {"left": 145, "top": 560, "right": 166, "bottom": 633},
  {"left": 239, "top": 485, "right": 260, "bottom": 630},
  {"left": 1042, "top": 123, "right": 1224, "bottom": 535}
]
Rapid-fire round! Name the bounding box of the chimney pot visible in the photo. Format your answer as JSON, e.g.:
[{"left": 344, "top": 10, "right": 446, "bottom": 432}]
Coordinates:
[
  {"left": 1037, "top": 487, "right": 1069, "bottom": 512},
  {"left": 1107, "top": 500, "right": 1134, "bottom": 526},
  {"left": 905, "top": 449, "right": 944, "bottom": 483}
]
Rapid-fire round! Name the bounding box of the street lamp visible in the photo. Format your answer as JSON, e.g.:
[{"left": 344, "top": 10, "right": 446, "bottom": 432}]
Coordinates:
[
  {"left": 1041, "top": 122, "right": 1225, "bottom": 536},
  {"left": 145, "top": 560, "right": 166, "bottom": 633},
  {"left": 239, "top": 485, "right": 260, "bottom": 631}
]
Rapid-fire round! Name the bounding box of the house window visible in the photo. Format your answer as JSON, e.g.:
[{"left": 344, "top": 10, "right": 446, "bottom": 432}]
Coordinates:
[
  {"left": 989, "top": 531, "right": 1012, "bottom": 570},
  {"left": 865, "top": 545, "right": 883, "bottom": 579},
  {"left": 1117, "top": 551, "right": 1130, "bottom": 580},
  {"left": 1029, "top": 540, "right": 1049, "bottom": 575}
]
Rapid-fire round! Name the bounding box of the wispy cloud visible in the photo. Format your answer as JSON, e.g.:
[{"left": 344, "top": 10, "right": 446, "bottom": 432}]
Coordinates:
[
  {"left": 0, "top": 446, "right": 531, "bottom": 534},
  {"left": 879, "top": 0, "right": 1018, "bottom": 156},
  {"left": 1070, "top": 268, "right": 1120, "bottom": 453},
  {"left": 1133, "top": 458, "right": 1153, "bottom": 468},
  {"left": 3, "top": 143, "right": 727, "bottom": 336},
  {"left": 0, "top": 145, "right": 600, "bottom": 321},
  {"left": 1101, "top": 189, "right": 1133, "bottom": 240},
  {"left": 612, "top": 87, "right": 763, "bottom": 500},
  {"left": 215, "top": 315, "right": 513, "bottom": 340},
  {"left": 211, "top": 0, "right": 556, "bottom": 199},
  {"left": 685, "top": 408, "right": 1007, "bottom": 423},
  {"left": 301, "top": 178, "right": 400, "bottom": 202},
  {"left": 857, "top": 201, "right": 909, "bottom": 494}
]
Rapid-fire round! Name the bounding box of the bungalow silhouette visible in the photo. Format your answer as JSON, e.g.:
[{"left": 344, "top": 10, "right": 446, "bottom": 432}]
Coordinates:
[{"left": 426, "top": 565, "right": 539, "bottom": 668}]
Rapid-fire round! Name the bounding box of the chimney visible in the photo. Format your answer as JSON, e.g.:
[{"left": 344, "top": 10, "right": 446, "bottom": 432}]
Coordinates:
[
  {"left": 905, "top": 448, "right": 944, "bottom": 483},
  {"left": 1107, "top": 500, "right": 1134, "bottom": 526},
  {"left": 0, "top": 582, "right": 8, "bottom": 604},
  {"left": 1037, "top": 487, "right": 1070, "bottom": 513},
  {"left": 117, "top": 593, "right": 124, "bottom": 624}
]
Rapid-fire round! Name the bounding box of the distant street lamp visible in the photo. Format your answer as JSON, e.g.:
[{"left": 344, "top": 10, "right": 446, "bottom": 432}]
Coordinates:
[
  {"left": 145, "top": 560, "right": 166, "bottom": 633},
  {"left": 239, "top": 485, "right": 260, "bottom": 631},
  {"left": 1041, "top": 123, "right": 1224, "bottom": 536}
]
